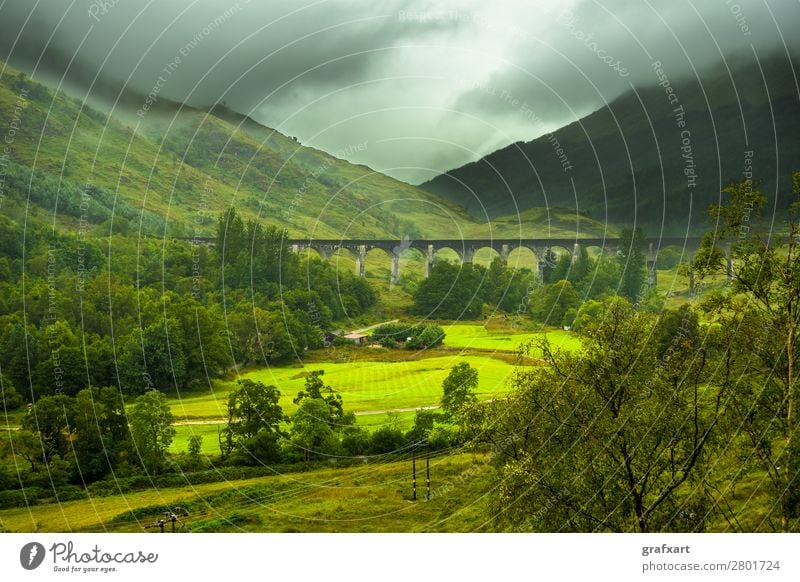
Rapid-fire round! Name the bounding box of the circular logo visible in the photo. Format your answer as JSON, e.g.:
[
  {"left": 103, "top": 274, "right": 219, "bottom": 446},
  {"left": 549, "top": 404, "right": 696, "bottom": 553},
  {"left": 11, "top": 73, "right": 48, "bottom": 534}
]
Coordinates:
[{"left": 20, "top": 542, "right": 46, "bottom": 570}]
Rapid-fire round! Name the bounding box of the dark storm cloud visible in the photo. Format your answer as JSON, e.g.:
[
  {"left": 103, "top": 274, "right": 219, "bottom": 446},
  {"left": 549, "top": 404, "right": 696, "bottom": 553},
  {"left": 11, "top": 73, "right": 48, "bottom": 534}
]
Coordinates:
[
  {"left": 451, "top": 0, "right": 800, "bottom": 155},
  {"left": 0, "top": 0, "right": 462, "bottom": 107},
  {"left": 0, "top": 0, "right": 797, "bottom": 183}
]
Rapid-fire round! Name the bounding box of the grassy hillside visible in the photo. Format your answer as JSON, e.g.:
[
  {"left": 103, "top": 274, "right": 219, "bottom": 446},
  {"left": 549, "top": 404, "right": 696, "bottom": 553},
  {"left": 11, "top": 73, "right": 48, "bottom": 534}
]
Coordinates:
[
  {"left": 422, "top": 53, "right": 800, "bottom": 233},
  {"left": 462, "top": 206, "right": 617, "bottom": 239},
  {"left": 0, "top": 59, "right": 474, "bottom": 240},
  {"left": 0, "top": 452, "right": 496, "bottom": 533}
]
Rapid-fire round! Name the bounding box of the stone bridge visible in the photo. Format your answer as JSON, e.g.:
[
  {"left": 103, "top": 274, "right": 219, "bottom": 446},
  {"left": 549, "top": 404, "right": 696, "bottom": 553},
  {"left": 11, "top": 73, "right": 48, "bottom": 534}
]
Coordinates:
[
  {"left": 284, "top": 237, "right": 713, "bottom": 287},
  {"left": 185, "top": 236, "right": 719, "bottom": 290}
]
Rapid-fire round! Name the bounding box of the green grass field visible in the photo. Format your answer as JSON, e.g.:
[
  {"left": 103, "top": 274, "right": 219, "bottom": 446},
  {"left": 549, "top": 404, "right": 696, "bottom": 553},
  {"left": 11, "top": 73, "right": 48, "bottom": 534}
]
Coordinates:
[
  {"left": 442, "top": 324, "right": 581, "bottom": 353},
  {"left": 167, "top": 323, "right": 568, "bottom": 425},
  {"left": 167, "top": 322, "right": 579, "bottom": 418},
  {"left": 171, "top": 423, "right": 227, "bottom": 455},
  {"left": 170, "top": 354, "right": 518, "bottom": 422},
  {"left": 0, "top": 452, "right": 496, "bottom": 533}
]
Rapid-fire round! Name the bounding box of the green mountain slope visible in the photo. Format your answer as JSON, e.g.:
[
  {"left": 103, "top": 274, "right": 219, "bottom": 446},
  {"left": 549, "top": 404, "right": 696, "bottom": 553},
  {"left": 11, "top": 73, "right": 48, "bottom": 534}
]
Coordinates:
[
  {"left": 421, "top": 53, "right": 800, "bottom": 233},
  {"left": 0, "top": 59, "right": 473, "bottom": 240}
]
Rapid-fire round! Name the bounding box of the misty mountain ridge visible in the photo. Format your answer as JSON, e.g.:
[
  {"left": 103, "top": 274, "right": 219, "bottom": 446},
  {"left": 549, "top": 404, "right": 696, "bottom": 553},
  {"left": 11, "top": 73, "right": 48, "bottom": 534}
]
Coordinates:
[{"left": 422, "top": 52, "right": 800, "bottom": 234}]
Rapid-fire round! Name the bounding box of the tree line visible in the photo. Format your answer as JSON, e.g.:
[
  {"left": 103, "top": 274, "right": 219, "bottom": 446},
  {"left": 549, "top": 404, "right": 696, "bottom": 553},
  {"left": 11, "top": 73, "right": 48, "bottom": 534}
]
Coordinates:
[
  {"left": 0, "top": 207, "right": 375, "bottom": 404},
  {"left": 409, "top": 227, "right": 669, "bottom": 325},
  {"left": 0, "top": 361, "right": 481, "bottom": 499}
]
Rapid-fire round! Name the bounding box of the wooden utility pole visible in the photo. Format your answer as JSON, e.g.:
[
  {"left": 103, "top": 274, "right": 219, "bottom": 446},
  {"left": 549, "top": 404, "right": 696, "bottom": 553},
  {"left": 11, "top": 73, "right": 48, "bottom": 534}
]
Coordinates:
[
  {"left": 412, "top": 447, "right": 417, "bottom": 501},
  {"left": 426, "top": 451, "right": 431, "bottom": 501}
]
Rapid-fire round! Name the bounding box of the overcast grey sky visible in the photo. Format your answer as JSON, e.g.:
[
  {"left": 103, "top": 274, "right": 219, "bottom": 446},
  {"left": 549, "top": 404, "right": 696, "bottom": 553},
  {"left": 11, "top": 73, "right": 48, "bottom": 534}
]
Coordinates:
[{"left": 1, "top": 0, "right": 797, "bottom": 183}]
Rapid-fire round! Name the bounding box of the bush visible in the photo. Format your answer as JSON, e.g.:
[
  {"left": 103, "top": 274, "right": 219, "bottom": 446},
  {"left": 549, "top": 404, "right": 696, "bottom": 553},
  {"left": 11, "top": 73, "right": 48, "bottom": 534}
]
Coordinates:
[
  {"left": 191, "top": 512, "right": 262, "bottom": 532},
  {"left": 405, "top": 410, "right": 442, "bottom": 444},
  {"left": 0, "top": 488, "right": 40, "bottom": 509},
  {"left": 427, "top": 425, "right": 456, "bottom": 450},
  {"left": 341, "top": 426, "right": 371, "bottom": 456},
  {"left": 656, "top": 246, "right": 685, "bottom": 270},
  {"left": 377, "top": 336, "right": 397, "bottom": 348},
  {"left": 0, "top": 484, "right": 87, "bottom": 509},
  {"left": 406, "top": 324, "right": 445, "bottom": 349},
  {"left": 412, "top": 261, "right": 485, "bottom": 318},
  {"left": 230, "top": 431, "right": 283, "bottom": 465},
  {"left": 368, "top": 427, "right": 407, "bottom": 455},
  {"left": 572, "top": 300, "right": 604, "bottom": 332},
  {"left": 528, "top": 280, "right": 580, "bottom": 325},
  {"left": 370, "top": 323, "right": 446, "bottom": 350},
  {"left": 0, "top": 374, "right": 23, "bottom": 410},
  {"left": 0, "top": 466, "right": 13, "bottom": 491},
  {"left": 371, "top": 322, "right": 417, "bottom": 343}
]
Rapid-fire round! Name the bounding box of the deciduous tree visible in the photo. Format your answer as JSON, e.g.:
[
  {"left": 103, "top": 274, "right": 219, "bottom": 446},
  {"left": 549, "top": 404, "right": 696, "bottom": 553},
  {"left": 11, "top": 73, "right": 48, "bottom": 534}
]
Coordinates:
[
  {"left": 617, "top": 227, "right": 647, "bottom": 301},
  {"left": 693, "top": 174, "right": 800, "bottom": 530},
  {"left": 490, "top": 298, "right": 725, "bottom": 532},
  {"left": 128, "top": 390, "right": 175, "bottom": 473},
  {"left": 441, "top": 362, "right": 478, "bottom": 420}
]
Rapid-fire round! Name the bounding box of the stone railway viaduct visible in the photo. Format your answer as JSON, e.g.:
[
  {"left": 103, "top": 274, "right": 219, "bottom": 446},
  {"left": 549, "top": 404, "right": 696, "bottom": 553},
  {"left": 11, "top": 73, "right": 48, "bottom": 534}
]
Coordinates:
[{"left": 187, "top": 236, "right": 725, "bottom": 291}]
